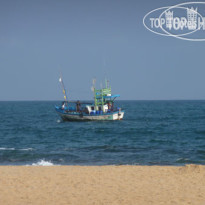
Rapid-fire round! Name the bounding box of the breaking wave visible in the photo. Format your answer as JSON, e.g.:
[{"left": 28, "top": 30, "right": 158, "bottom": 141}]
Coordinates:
[{"left": 31, "top": 159, "right": 54, "bottom": 166}]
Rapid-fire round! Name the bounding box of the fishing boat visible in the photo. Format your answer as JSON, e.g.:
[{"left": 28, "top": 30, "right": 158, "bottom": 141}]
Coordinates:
[{"left": 55, "top": 77, "right": 125, "bottom": 121}]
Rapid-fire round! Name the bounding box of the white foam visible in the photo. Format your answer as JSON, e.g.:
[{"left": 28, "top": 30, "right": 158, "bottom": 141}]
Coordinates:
[
  {"left": 20, "top": 148, "right": 33, "bottom": 151},
  {"left": 0, "top": 147, "right": 15, "bottom": 150},
  {"left": 0, "top": 148, "right": 34, "bottom": 151},
  {"left": 32, "top": 160, "right": 54, "bottom": 166}
]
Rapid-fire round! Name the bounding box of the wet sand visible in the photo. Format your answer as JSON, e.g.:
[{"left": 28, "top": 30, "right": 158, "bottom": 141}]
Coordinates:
[{"left": 0, "top": 165, "right": 205, "bottom": 205}]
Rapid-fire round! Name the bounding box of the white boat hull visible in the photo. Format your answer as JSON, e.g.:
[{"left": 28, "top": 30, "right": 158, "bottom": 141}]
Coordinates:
[{"left": 57, "top": 111, "right": 125, "bottom": 121}]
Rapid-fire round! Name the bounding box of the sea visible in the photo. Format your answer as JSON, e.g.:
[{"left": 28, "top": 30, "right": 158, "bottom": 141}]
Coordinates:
[{"left": 0, "top": 100, "right": 205, "bottom": 166}]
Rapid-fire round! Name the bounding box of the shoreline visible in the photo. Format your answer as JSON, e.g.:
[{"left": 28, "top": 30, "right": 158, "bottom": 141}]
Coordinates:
[{"left": 0, "top": 164, "right": 204, "bottom": 205}]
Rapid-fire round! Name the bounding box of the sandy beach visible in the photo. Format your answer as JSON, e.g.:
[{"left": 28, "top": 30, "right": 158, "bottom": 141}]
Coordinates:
[{"left": 0, "top": 165, "right": 205, "bottom": 205}]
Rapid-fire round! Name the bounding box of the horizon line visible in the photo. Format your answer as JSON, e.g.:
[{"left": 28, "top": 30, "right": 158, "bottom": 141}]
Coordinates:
[{"left": 1, "top": 99, "right": 205, "bottom": 102}]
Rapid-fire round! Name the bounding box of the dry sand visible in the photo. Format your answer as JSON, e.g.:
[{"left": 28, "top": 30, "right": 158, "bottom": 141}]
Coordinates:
[{"left": 0, "top": 165, "right": 205, "bottom": 205}]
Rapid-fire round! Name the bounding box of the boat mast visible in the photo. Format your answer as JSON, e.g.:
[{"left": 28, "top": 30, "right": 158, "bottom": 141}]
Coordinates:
[{"left": 59, "top": 73, "right": 68, "bottom": 104}]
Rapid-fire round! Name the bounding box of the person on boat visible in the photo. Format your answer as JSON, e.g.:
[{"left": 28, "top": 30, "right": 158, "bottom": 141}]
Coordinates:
[
  {"left": 62, "top": 101, "right": 65, "bottom": 110},
  {"left": 111, "top": 102, "right": 114, "bottom": 111},
  {"left": 76, "top": 100, "right": 81, "bottom": 112},
  {"left": 108, "top": 102, "right": 111, "bottom": 110}
]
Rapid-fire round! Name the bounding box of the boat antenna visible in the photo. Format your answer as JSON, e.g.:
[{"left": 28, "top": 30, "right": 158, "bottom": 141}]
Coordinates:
[
  {"left": 91, "top": 78, "right": 97, "bottom": 108},
  {"left": 59, "top": 72, "right": 68, "bottom": 103},
  {"left": 105, "top": 78, "right": 110, "bottom": 89},
  {"left": 91, "top": 78, "right": 96, "bottom": 92}
]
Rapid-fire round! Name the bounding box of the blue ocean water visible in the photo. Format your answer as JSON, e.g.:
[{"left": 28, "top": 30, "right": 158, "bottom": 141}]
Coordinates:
[{"left": 0, "top": 100, "right": 205, "bottom": 166}]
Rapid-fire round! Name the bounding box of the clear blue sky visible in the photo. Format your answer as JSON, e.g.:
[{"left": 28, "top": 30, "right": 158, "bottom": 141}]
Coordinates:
[{"left": 0, "top": 0, "right": 205, "bottom": 100}]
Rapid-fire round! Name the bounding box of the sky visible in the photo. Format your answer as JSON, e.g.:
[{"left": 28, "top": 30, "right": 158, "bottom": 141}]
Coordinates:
[{"left": 0, "top": 0, "right": 205, "bottom": 101}]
